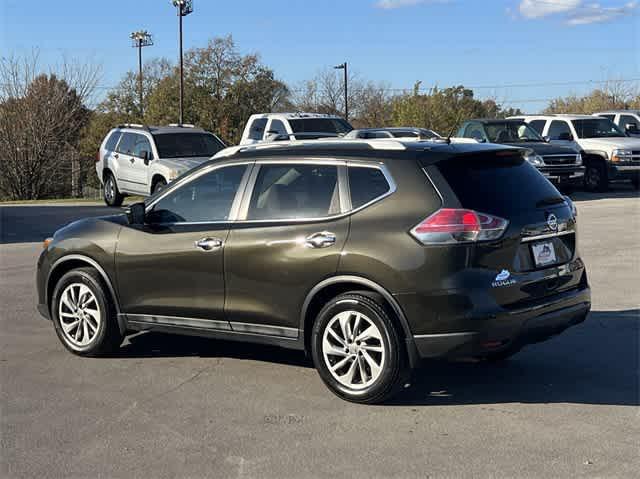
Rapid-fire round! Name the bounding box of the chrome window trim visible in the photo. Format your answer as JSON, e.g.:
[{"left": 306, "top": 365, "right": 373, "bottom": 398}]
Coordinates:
[
  {"left": 144, "top": 161, "right": 254, "bottom": 226},
  {"left": 235, "top": 158, "right": 396, "bottom": 223},
  {"left": 124, "top": 314, "right": 231, "bottom": 331}
]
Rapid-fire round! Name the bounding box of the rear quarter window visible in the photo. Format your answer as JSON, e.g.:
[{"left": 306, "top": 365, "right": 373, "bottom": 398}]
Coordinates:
[
  {"left": 348, "top": 166, "right": 391, "bottom": 209},
  {"left": 436, "top": 153, "right": 562, "bottom": 216},
  {"left": 105, "top": 131, "right": 121, "bottom": 151}
]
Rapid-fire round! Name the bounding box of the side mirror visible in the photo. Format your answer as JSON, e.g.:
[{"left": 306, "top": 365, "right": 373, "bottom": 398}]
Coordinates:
[
  {"left": 542, "top": 136, "right": 551, "bottom": 142},
  {"left": 625, "top": 123, "right": 639, "bottom": 134},
  {"left": 127, "top": 202, "right": 146, "bottom": 225},
  {"left": 140, "top": 150, "right": 151, "bottom": 165}
]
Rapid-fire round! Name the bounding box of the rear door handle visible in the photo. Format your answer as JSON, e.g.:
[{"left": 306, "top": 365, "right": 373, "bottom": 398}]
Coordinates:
[
  {"left": 195, "top": 237, "right": 223, "bottom": 251},
  {"left": 305, "top": 231, "right": 336, "bottom": 249}
]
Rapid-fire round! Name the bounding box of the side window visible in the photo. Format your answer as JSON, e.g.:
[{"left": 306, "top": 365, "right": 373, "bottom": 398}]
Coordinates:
[
  {"left": 348, "top": 166, "right": 391, "bottom": 209},
  {"left": 147, "top": 165, "right": 247, "bottom": 224},
  {"left": 105, "top": 131, "right": 121, "bottom": 151},
  {"left": 619, "top": 115, "right": 638, "bottom": 130},
  {"left": 132, "top": 134, "right": 152, "bottom": 159},
  {"left": 268, "top": 119, "right": 287, "bottom": 136},
  {"left": 248, "top": 118, "right": 268, "bottom": 140},
  {"left": 548, "top": 120, "right": 572, "bottom": 140},
  {"left": 529, "top": 120, "right": 546, "bottom": 135},
  {"left": 247, "top": 164, "right": 340, "bottom": 220},
  {"left": 116, "top": 133, "right": 136, "bottom": 154},
  {"left": 465, "top": 123, "right": 485, "bottom": 141}
]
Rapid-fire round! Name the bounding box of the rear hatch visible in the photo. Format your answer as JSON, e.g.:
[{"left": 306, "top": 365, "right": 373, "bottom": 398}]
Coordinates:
[{"left": 430, "top": 150, "right": 584, "bottom": 309}]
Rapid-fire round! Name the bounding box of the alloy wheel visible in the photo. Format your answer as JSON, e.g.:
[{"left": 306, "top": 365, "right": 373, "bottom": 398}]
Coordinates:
[
  {"left": 105, "top": 177, "right": 115, "bottom": 203},
  {"left": 322, "top": 310, "right": 386, "bottom": 390},
  {"left": 586, "top": 167, "right": 600, "bottom": 189},
  {"left": 58, "top": 283, "right": 101, "bottom": 347}
]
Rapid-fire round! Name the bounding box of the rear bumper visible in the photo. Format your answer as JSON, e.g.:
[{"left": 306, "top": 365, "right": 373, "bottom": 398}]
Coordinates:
[{"left": 412, "top": 285, "right": 591, "bottom": 359}]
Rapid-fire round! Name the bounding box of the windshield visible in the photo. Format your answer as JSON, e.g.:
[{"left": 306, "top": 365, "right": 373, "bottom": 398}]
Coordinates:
[
  {"left": 153, "top": 133, "right": 225, "bottom": 159},
  {"left": 289, "top": 118, "right": 353, "bottom": 135},
  {"left": 571, "top": 118, "right": 626, "bottom": 139},
  {"left": 484, "top": 122, "right": 543, "bottom": 143},
  {"left": 389, "top": 129, "right": 439, "bottom": 139}
]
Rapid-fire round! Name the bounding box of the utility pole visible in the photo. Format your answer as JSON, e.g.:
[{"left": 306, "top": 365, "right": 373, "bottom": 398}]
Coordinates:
[
  {"left": 130, "top": 30, "right": 153, "bottom": 118},
  {"left": 334, "top": 62, "right": 348, "bottom": 121},
  {"left": 172, "top": 0, "right": 193, "bottom": 125}
]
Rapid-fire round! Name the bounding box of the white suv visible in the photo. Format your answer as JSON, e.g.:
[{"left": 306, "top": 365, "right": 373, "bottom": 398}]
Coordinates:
[
  {"left": 239, "top": 113, "right": 352, "bottom": 145},
  {"left": 510, "top": 114, "right": 640, "bottom": 191},
  {"left": 96, "top": 124, "right": 225, "bottom": 206},
  {"left": 593, "top": 110, "right": 640, "bottom": 137}
]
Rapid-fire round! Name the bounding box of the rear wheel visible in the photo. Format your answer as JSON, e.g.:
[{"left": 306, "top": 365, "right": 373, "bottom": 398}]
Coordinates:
[
  {"left": 104, "top": 173, "right": 124, "bottom": 207},
  {"left": 311, "top": 292, "right": 408, "bottom": 404},
  {"left": 584, "top": 160, "right": 608, "bottom": 192},
  {"left": 51, "top": 267, "right": 123, "bottom": 356}
]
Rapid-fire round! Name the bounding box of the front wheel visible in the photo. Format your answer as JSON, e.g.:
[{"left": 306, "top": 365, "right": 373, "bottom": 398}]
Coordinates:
[
  {"left": 152, "top": 178, "right": 167, "bottom": 195},
  {"left": 51, "top": 267, "right": 123, "bottom": 356},
  {"left": 311, "top": 292, "right": 408, "bottom": 404},
  {"left": 104, "top": 173, "right": 124, "bottom": 207},
  {"left": 584, "top": 161, "right": 608, "bottom": 192}
]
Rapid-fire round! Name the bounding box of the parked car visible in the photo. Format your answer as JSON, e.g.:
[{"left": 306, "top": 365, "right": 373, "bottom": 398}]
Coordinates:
[
  {"left": 239, "top": 113, "right": 353, "bottom": 145},
  {"left": 511, "top": 115, "right": 640, "bottom": 191},
  {"left": 457, "top": 119, "right": 584, "bottom": 185},
  {"left": 344, "top": 127, "right": 441, "bottom": 140},
  {"left": 38, "top": 139, "right": 590, "bottom": 403},
  {"left": 592, "top": 110, "right": 640, "bottom": 137},
  {"left": 96, "top": 124, "right": 226, "bottom": 206}
]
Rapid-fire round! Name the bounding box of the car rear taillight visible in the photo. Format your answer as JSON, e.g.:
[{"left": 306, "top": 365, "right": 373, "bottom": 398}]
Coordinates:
[
  {"left": 410, "top": 208, "right": 508, "bottom": 245},
  {"left": 95, "top": 150, "right": 100, "bottom": 163}
]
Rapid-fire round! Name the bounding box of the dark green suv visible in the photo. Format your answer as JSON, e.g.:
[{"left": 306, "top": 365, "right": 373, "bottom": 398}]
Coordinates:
[{"left": 36, "top": 140, "right": 591, "bottom": 403}]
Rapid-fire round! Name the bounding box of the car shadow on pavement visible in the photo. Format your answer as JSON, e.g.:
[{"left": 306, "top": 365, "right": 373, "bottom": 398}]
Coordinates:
[
  {"left": 568, "top": 183, "right": 638, "bottom": 202},
  {"left": 112, "top": 310, "right": 638, "bottom": 407},
  {"left": 391, "top": 309, "right": 639, "bottom": 407},
  {"left": 115, "top": 331, "right": 313, "bottom": 368}
]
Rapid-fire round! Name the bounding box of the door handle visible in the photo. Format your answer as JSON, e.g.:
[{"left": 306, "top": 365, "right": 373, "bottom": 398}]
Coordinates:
[
  {"left": 305, "top": 231, "right": 336, "bottom": 249},
  {"left": 114, "top": 153, "right": 119, "bottom": 159},
  {"left": 130, "top": 157, "right": 135, "bottom": 163},
  {"left": 195, "top": 237, "right": 223, "bottom": 251}
]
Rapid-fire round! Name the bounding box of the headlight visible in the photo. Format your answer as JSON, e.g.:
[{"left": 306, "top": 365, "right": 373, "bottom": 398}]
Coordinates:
[
  {"left": 524, "top": 150, "right": 545, "bottom": 166},
  {"left": 611, "top": 149, "right": 632, "bottom": 162},
  {"left": 168, "top": 169, "right": 181, "bottom": 181},
  {"left": 576, "top": 153, "right": 582, "bottom": 165}
]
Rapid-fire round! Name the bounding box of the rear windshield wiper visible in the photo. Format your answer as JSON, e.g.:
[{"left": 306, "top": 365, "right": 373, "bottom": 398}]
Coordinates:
[{"left": 536, "top": 196, "right": 565, "bottom": 208}]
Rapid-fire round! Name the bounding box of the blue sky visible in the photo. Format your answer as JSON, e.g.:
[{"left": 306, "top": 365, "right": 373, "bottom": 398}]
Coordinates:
[{"left": 1, "top": 0, "right": 639, "bottom": 112}]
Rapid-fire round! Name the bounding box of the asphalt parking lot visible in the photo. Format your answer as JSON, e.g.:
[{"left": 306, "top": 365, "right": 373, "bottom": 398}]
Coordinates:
[{"left": 1, "top": 190, "right": 638, "bottom": 478}]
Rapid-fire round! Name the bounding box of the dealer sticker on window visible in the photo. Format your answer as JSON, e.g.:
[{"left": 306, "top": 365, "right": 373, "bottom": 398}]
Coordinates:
[{"left": 532, "top": 241, "right": 557, "bottom": 267}]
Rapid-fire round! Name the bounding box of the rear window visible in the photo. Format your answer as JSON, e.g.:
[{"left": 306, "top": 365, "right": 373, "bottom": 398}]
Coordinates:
[
  {"left": 153, "top": 133, "right": 225, "bottom": 159},
  {"left": 288, "top": 118, "right": 353, "bottom": 135},
  {"left": 436, "top": 153, "right": 562, "bottom": 216}
]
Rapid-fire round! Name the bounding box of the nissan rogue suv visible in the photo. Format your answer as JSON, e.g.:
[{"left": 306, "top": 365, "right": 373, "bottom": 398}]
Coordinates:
[
  {"left": 37, "top": 140, "right": 590, "bottom": 403},
  {"left": 97, "top": 124, "right": 226, "bottom": 206}
]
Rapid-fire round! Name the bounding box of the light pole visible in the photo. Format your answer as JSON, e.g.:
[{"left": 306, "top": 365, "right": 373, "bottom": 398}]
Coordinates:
[
  {"left": 334, "top": 62, "right": 348, "bottom": 121},
  {"left": 130, "top": 30, "right": 153, "bottom": 118},
  {"left": 172, "top": 0, "right": 193, "bottom": 125}
]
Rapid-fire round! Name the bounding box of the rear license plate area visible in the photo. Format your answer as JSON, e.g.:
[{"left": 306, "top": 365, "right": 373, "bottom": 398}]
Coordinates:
[{"left": 531, "top": 240, "right": 557, "bottom": 267}]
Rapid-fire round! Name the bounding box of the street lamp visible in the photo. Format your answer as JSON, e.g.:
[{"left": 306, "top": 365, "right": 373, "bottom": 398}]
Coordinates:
[
  {"left": 130, "top": 30, "right": 153, "bottom": 118},
  {"left": 334, "top": 62, "right": 348, "bottom": 122},
  {"left": 172, "top": 0, "right": 193, "bottom": 125}
]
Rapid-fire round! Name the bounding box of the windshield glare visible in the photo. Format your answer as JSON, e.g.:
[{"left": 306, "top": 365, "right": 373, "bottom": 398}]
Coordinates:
[
  {"left": 289, "top": 118, "right": 353, "bottom": 135},
  {"left": 153, "top": 133, "right": 225, "bottom": 159},
  {"left": 485, "top": 122, "right": 543, "bottom": 143},
  {"left": 571, "top": 118, "right": 626, "bottom": 139}
]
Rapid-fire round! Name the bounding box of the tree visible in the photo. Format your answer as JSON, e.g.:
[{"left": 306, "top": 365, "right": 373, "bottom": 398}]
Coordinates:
[
  {"left": 0, "top": 54, "right": 98, "bottom": 199},
  {"left": 544, "top": 81, "right": 640, "bottom": 114}
]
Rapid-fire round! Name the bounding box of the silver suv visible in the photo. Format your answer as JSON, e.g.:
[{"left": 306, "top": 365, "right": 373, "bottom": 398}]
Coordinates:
[{"left": 96, "top": 124, "right": 225, "bottom": 206}]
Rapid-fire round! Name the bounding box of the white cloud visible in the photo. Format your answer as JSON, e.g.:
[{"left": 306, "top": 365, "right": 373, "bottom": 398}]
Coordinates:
[
  {"left": 567, "top": 1, "right": 638, "bottom": 24},
  {"left": 519, "top": 0, "right": 582, "bottom": 19},
  {"left": 375, "top": 0, "right": 448, "bottom": 9},
  {"left": 517, "top": 0, "right": 638, "bottom": 24}
]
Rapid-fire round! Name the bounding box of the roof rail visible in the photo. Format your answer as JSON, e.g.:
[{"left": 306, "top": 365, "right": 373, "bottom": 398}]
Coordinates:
[
  {"left": 168, "top": 123, "right": 196, "bottom": 128},
  {"left": 117, "top": 123, "right": 150, "bottom": 131}
]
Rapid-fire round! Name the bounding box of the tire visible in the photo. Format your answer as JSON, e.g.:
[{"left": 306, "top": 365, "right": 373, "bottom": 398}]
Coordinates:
[
  {"left": 152, "top": 178, "right": 167, "bottom": 195},
  {"left": 584, "top": 160, "right": 608, "bottom": 192},
  {"left": 51, "top": 267, "right": 123, "bottom": 356},
  {"left": 311, "top": 292, "right": 409, "bottom": 404},
  {"left": 104, "top": 173, "right": 124, "bottom": 207}
]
